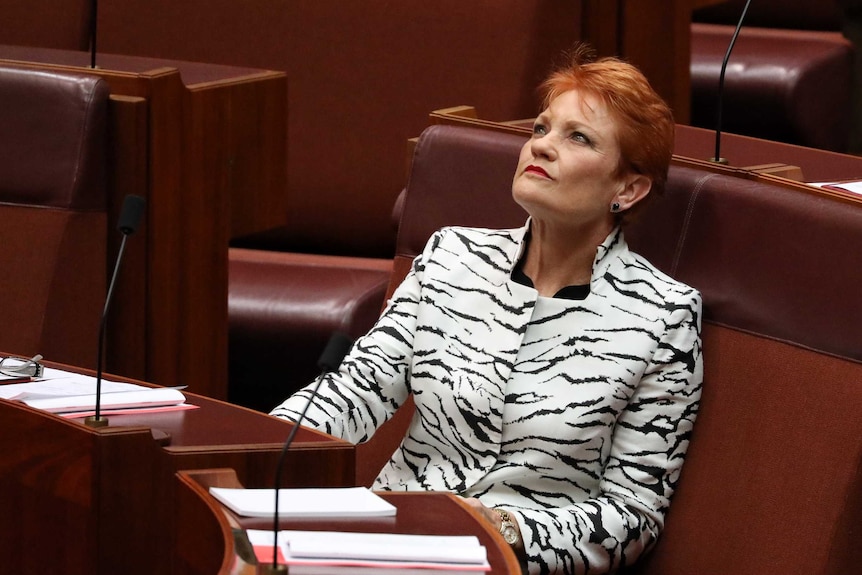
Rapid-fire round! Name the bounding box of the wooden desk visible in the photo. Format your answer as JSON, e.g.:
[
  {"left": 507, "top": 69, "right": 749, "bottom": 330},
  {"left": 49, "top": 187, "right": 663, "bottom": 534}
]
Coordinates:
[
  {"left": 0, "top": 45, "right": 288, "bottom": 400},
  {"left": 0, "top": 375, "right": 351, "bottom": 575},
  {"left": 177, "top": 469, "right": 523, "bottom": 575}
]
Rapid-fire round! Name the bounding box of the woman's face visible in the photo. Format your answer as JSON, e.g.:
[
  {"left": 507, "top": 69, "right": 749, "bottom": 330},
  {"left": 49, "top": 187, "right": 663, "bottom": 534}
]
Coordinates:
[{"left": 512, "top": 88, "right": 637, "bottom": 235}]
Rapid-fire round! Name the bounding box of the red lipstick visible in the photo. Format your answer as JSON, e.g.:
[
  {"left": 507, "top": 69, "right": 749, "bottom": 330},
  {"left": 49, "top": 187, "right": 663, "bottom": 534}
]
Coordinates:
[{"left": 524, "top": 165, "right": 550, "bottom": 178}]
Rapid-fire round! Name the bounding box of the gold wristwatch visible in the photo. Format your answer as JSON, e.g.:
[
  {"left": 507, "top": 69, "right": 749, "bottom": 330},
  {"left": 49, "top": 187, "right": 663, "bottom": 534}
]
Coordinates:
[{"left": 496, "top": 509, "right": 520, "bottom": 546}]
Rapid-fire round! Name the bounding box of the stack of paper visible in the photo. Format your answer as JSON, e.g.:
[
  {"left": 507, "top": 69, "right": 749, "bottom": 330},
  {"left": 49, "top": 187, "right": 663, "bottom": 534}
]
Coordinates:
[
  {"left": 209, "top": 486, "right": 397, "bottom": 518},
  {"left": 810, "top": 180, "right": 862, "bottom": 196},
  {"left": 0, "top": 367, "right": 192, "bottom": 417},
  {"left": 246, "top": 530, "right": 490, "bottom": 573}
]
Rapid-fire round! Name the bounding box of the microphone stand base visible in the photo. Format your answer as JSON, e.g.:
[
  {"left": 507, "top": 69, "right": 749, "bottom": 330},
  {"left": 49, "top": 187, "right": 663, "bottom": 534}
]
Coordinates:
[
  {"left": 708, "top": 157, "right": 729, "bottom": 165},
  {"left": 84, "top": 415, "right": 109, "bottom": 428}
]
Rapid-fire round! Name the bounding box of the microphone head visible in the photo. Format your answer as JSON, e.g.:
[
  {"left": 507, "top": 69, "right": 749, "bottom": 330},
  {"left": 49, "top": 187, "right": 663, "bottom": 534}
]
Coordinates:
[
  {"left": 316, "top": 332, "right": 353, "bottom": 373},
  {"left": 117, "top": 194, "right": 147, "bottom": 235}
]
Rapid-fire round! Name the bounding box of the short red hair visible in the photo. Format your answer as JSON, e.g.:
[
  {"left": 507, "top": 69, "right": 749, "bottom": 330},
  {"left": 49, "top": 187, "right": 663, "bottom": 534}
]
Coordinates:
[{"left": 540, "top": 45, "right": 675, "bottom": 204}]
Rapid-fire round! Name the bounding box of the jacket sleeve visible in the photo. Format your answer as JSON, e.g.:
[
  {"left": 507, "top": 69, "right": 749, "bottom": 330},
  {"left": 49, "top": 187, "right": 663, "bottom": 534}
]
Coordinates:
[
  {"left": 268, "top": 231, "right": 442, "bottom": 443},
  {"left": 514, "top": 288, "right": 703, "bottom": 575}
]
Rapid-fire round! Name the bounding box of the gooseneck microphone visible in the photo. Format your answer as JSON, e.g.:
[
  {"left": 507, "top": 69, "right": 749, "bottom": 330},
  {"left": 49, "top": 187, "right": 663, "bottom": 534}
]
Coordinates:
[
  {"left": 85, "top": 194, "right": 147, "bottom": 429},
  {"left": 264, "top": 332, "right": 354, "bottom": 574},
  {"left": 710, "top": 0, "right": 753, "bottom": 164}
]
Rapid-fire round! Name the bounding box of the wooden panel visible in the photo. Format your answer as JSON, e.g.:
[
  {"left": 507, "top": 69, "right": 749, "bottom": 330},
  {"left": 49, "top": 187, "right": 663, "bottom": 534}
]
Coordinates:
[
  {"left": 583, "top": 0, "right": 729, "bottom": 123},
  {"left": 187, "top": 74, "right": 288, "bottom": 238},
  {"left": 173, "top": 471, "right": 236, "bottom": 575},
  {"left": 106, "top": 95, "right": 150, "bottom": 378},
  {"left": 621, "top": 0, "right": 693, "bottom": 122},
  {"left": 581, "top": 0, "right": 622, "bottom": 56},
  {"left": 0, "top": 0, "right": 90, "bottom": 50}
]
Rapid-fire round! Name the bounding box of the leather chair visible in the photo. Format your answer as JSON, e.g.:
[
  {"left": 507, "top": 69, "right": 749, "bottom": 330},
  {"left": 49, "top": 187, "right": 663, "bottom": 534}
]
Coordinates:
[
  {"left": 690, "top": 0, "right": 853, "bottom": 152},
  {"left": 228, "top": 249, "right": 391, "bottom": 412},
  {"left": 0, "top": 65, "right": 109, "bottom": 369}
]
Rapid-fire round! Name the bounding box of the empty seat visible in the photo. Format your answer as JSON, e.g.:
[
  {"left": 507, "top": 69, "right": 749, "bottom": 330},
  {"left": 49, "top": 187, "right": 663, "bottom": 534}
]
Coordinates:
[
  {"left": 228, "top": 249, "right": 391, "bottom": 412},
  {"left": 0, "top": 65, "right": 109, "bottom": 368}
]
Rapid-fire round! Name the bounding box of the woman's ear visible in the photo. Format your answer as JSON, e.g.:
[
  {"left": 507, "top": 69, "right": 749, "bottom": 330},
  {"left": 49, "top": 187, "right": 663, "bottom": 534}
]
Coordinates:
[{"left": 614, "top": 174, "right": 652, "bottom": 211}]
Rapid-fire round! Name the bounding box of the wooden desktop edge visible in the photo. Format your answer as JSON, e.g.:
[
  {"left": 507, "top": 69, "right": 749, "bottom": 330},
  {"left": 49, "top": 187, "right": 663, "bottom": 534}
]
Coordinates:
[{"left": 670, "top": 154, "right": 862, "bottom": 207}]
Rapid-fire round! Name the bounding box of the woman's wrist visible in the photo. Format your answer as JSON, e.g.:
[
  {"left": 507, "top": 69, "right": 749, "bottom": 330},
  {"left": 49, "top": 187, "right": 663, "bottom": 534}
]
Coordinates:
[{"left": 494, "top": 508, "right": 525, "bottom": 554}]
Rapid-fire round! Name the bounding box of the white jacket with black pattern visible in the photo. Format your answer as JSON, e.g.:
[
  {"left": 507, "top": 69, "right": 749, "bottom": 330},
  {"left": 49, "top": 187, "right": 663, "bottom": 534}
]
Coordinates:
[{"left": 271, "top": 220, "right": 703, "bottom": 575}]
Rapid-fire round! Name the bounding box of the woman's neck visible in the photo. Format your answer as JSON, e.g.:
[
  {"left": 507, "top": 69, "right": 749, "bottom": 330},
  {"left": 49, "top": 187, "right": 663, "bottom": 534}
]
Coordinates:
[{"left": 521, "top": 220, "right": 611, "bottom": 297}]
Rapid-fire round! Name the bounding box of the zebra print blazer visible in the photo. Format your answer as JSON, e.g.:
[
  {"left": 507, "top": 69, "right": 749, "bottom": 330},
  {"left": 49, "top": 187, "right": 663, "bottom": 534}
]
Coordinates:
[{"left": 272, "top": 222, "right": 703, "bottom": 575}]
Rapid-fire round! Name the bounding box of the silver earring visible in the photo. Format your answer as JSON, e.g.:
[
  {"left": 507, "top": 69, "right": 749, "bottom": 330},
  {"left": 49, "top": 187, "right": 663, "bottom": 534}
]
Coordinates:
[{"left": 611, "top": 202, "right": 621, "bottom": 213}]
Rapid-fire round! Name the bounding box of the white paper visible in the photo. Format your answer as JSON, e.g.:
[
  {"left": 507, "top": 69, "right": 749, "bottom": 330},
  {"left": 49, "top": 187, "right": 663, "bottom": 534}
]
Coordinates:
[
  {"left": 0, "top": 372, "right": 147, "bottom": 401},
  {"left": 287, "top": 531, "right": 487, "bottom": 564},
  {"left": 247, "top": 529, "right": 489, "bottom": 570},
  {"left": 210, "top": 486, "right": 397, "bottom": 519},
  {"left": 0, "top": 367, "right": 185, "bottom": 413},
  {"left": 808, "top": 180, "right": 862, "bottom": 195},
  {"left": 19, "top": 387, "right": 186, "bottom": 413}
]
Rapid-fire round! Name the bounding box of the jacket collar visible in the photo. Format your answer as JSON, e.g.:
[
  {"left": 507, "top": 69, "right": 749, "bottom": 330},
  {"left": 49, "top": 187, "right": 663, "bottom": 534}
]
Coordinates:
[{"left": 509, "top": 219, "right": 627, "bottom": 289}]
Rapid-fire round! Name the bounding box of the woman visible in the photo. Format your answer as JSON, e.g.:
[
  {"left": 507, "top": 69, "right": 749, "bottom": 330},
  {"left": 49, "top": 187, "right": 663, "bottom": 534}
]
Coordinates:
[{"left": 272, "top": 46, "right": 703, "bottom": 575}]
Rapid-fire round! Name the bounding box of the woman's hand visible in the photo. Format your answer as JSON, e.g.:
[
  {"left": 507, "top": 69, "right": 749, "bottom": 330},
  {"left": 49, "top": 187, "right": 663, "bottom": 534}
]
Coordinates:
[{"left": 460, "top": 497, "right": 526, "bottom": 556}]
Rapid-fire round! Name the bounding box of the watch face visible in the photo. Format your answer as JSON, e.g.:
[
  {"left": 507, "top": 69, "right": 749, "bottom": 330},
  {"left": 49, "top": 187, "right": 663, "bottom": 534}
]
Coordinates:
[{"left": 502, "top": 525, "right": 519, "bottom": 545}]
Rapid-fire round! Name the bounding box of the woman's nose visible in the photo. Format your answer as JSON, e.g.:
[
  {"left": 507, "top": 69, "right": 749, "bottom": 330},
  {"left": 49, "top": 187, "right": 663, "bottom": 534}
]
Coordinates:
[{"left": 530, "top": 133, "right": 555, "bottom": 159}]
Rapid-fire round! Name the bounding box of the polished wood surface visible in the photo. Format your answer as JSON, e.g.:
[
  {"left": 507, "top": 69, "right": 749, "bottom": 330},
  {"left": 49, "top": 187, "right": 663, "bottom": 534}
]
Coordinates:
[
  {"left": 0, "top": 45, "right": 288, "bottom": 400},
  {"left": 181, "top": 469, "right": 523, "bottom": 575},
  {"left": 0, "top": 372, "right": 352, "bottom": 575},
  {"left": 175, "top": 470, "right": 241, "bottom": 575}
]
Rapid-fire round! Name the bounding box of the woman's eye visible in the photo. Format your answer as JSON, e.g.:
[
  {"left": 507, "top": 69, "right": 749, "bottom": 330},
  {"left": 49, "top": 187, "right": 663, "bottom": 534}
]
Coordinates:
[
  {"left": 570, "top": 131, "right": 591, "bottom": 145},
  {"left": 532, "top": 124, "right": 547, "bottom": 136}
]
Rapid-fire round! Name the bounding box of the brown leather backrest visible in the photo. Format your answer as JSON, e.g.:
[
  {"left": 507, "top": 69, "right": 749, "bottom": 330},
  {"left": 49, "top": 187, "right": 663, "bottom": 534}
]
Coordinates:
[
  {"left": 384, "top": 125, "right": 529, "bottom": 300},
  {"left": 0, "top": 66, "right": 109, "bottom": 368},
  {"left": 689, "top": 23, "right": 853, "bottom": 152},
  {"left": 628, "top": 164, "right": 862, "bottom": 363}
]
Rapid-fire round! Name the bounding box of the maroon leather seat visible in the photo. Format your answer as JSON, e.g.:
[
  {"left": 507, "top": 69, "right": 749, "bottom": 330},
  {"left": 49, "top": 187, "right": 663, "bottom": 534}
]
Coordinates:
[
  {"left": 690, "top": 0, "right": 853, "bottom": 152},
  {"left": 0, "top": 65, "right": 108, "bottom": 369},
  {"left": 629, "top": 164, "right": 862, "bottom": 361},
  {"left": 228, "top": 249, "right": 391, "bottom": 412}
]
